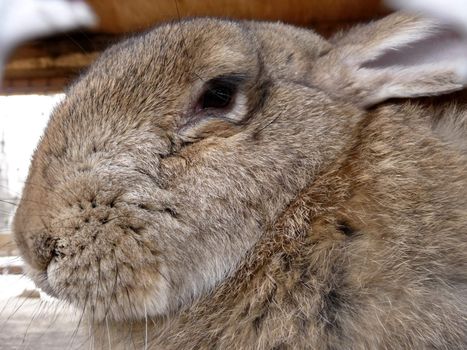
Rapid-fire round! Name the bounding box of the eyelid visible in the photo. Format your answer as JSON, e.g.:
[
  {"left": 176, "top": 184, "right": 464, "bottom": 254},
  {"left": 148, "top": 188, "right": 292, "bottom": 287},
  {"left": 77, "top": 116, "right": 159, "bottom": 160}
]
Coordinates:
[
  {"left": 191, "top": 72, "right": 249, "bottom": 118},
  {"left": 177, "top": 73, "right": 251, "bottom": 141},
  {"left": 205, "top": 73, "right": 249, "bottom": 90},
  {"left": 183, "top": 90, "right": 247, "bottom": 131},
  {"left": 223, "top": 92, "right": 248, "bottom": 123}
]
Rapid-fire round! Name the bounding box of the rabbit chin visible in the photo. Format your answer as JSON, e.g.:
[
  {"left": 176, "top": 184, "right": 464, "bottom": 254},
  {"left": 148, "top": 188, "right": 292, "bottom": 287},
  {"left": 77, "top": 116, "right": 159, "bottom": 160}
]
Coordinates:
[{"left": 45, "top": 260, "right": 172, "bottom": 322}]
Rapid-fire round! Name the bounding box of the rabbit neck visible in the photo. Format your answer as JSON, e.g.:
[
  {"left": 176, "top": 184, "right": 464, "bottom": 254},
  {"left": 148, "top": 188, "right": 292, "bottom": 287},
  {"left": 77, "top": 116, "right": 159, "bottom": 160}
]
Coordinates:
[
  {"left": 98, "top": 158, "right": 355, "bottom": 349},
  {"left": 99, "top": 103, "right": 467, "bottom": 349}
]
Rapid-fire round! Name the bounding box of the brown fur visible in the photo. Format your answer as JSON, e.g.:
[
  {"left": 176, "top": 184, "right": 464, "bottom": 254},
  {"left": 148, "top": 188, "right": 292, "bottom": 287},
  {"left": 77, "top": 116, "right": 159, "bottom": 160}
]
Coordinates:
[{"left": 13, "top": 13, "right": 467, "bottom": 349}]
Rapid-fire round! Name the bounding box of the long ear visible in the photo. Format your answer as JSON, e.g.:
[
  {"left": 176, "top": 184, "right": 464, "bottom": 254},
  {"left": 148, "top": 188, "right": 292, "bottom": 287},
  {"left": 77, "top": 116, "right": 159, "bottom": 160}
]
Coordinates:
[{"left": 310, "top": 13, "right": 467, "bottom": 108}]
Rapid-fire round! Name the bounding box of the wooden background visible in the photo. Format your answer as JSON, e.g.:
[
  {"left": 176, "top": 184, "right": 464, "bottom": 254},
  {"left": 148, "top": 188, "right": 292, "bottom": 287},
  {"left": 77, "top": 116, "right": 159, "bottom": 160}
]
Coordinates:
[{"left": 2, "top": 0, "right": 390, "bottom": 95}]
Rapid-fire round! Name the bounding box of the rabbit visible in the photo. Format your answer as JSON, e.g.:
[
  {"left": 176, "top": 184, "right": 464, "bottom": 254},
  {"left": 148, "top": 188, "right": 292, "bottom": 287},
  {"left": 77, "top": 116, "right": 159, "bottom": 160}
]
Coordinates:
[{"left": 12, "top": 12, "right": 467, "bottom": 349}]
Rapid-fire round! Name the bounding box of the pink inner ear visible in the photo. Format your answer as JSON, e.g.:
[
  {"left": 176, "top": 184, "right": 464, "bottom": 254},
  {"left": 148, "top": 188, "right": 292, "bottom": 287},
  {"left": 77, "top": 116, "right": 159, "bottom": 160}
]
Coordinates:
[{"left": 362, "top": 28, "right": 467, "bottom": 70}]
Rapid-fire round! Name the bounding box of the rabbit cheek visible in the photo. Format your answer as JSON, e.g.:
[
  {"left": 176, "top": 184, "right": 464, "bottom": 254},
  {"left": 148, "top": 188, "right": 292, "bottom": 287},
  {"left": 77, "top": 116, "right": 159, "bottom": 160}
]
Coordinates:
[{"left": 17, "top": 172, "right": 171, "bottom": 321}]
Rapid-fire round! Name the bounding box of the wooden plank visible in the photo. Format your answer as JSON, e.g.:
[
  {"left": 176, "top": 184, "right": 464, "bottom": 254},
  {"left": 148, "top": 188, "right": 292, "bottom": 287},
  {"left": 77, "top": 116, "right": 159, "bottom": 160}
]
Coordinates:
[
  {"left": 2, "top": 77, "right": 71, "bottom": 95},
  {"left": 1, "top": 33, "right": 117, "bottom": 95},
  {"left": 87, "top": 0, "right": 389, "bottom": 33}
]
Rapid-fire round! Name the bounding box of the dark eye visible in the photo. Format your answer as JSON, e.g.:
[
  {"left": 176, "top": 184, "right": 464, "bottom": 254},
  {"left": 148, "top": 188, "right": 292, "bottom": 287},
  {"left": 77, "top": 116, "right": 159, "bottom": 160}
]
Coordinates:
[{"left": 198, "top": 78, "right": 238, "bottom": 110}]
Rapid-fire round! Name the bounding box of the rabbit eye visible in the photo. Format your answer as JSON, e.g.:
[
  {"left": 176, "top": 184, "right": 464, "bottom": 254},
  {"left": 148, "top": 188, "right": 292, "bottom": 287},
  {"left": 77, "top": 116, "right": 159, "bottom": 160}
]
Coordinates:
[
  {"left": 200, "top": 86, "right": 233, "bottom": 109},
  {"left": 198, "top": 78, "right": 237, "bottom": 110},
  {"left": 180, "top": 73, "right": 248, "bottom": 140}
]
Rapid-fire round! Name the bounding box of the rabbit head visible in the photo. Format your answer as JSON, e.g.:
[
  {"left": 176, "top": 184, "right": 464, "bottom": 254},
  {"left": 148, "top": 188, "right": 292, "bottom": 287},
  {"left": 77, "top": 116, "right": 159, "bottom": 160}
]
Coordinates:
[{"left": 13, "top": 14, "right": 467, "bottom": 324}]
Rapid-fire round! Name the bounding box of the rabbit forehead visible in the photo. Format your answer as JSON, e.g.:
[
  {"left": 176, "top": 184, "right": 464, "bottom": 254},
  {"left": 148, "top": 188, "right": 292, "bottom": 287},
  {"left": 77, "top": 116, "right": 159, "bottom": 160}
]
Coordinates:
[
  {"left": 90, "top": 18, "right": 257, "bottom": 85},
  {"left": 149, "top": 19, "right": 257, "bottom": 76},
  {"left": 52, "top": 19, "right": 258, "bottom": 132}
]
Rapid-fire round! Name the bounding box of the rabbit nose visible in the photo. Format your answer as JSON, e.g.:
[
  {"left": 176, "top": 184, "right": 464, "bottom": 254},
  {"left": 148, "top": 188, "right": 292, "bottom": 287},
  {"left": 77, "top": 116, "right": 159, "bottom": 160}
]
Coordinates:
[{"left": 31, "top": 231, "right": 57, "bottom": 270}]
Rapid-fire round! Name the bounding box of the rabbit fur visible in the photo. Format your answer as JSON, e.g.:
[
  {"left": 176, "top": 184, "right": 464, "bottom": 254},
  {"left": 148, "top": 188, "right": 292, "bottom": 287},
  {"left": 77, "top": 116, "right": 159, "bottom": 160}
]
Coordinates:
[{"left": 13, "top": 13, "right": 467, "bottom": 349}]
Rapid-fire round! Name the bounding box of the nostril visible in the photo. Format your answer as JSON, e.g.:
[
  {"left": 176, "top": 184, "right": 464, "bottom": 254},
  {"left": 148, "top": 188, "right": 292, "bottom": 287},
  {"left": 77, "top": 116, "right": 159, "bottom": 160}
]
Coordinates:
[
  {"left": 53, "top": 248, "right": 65, "bottom": 260},
  {"left": 129, "top": 225, "right": 143, "bottom": 234},
  {"left": 164, "top": 207, "right": 178, "bottom": 217},
  {"left": 77, "top": 165, "right": 91, "bottom": 173}
]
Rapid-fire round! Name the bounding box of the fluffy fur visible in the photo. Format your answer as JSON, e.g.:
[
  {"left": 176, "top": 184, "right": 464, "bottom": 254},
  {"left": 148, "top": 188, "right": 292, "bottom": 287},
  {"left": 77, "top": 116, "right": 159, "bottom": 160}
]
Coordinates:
[{"left": 13, "top": 13, "right": 467, "bottom": 349}]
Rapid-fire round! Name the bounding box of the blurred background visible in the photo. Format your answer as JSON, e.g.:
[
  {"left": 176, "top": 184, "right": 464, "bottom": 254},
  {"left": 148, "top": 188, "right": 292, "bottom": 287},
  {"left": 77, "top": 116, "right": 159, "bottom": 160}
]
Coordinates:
[{"left": 0, "top": 0, "right": 390, "bottom": 348}]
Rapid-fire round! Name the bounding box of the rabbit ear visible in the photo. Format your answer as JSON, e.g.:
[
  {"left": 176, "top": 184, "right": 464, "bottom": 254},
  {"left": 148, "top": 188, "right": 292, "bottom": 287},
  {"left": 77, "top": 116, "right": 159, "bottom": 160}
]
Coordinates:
[{"left": 311, "top": 13, "right": 467, "bottom": 108}]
